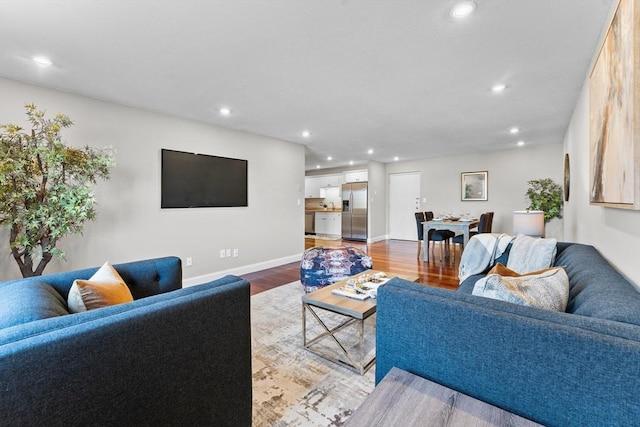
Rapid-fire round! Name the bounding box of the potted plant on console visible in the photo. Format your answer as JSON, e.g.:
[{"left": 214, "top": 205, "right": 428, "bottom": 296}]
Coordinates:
[
  {"left": 515, "top": 178, "right": 563, "bottom": 238},
  {"left": 526, "top": 178, "right": 563, "bottom": 223}
]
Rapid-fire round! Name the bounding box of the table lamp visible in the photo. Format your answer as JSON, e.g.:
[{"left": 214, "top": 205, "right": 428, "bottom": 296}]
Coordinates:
[{"left": 513, "top": 210, "right": 545, "bottom": 237}]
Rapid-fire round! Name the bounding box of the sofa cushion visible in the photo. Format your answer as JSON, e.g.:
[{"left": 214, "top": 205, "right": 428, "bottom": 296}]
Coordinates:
[
  {"left": 506, "top": 234, "right": 557, "bottom": 274},
  {"left": 0, "top": 281, "right": 69, "bottom": 329},
  {"left": 67, "top": 262, "right": 133, "bottom": 313},
  {"left": 472, "top": 263, "right": 569, "bottom": 311}
]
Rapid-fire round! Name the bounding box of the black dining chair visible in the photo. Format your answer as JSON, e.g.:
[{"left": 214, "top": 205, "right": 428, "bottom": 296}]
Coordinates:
[{"left": 416, "top": 211, "right": 454, "bottom": 261}]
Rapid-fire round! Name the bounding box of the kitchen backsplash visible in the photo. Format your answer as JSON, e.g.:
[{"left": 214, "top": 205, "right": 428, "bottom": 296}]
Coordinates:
[{"left": 305, "top": 196, "right": 342, "bottom": 210}]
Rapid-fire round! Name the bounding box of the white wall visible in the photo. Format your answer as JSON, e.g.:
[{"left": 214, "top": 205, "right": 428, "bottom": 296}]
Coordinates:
[
  {"left": 563, "top": 79, "right": 640, "bottom": 288},
  {"left": 386, "top": 144, "right": 564, "bottom": 240},
  {"left": 367, "top": 160, "right": 387, "bottom": 242},
  {"left": 0, "top": 78, "right": 305, "bottom": 282}
]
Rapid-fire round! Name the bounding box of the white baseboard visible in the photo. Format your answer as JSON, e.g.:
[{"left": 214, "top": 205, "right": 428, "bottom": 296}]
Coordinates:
[
  {"left": 368, "top": 234, "right": 388, "bottom": 243},
  {"left": 182, "top": 253, "right": 303, "bottom": 287}
]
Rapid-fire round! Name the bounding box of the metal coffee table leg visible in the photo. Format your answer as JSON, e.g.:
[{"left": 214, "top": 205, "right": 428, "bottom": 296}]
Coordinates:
[{"left": 302, "top": 302, "right": 374, "bottom": 375}]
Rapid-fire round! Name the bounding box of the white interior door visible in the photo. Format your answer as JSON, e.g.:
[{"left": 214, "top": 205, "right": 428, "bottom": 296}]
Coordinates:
[{"left": 389, "top": 172, "right": 421, "bottom": 240}]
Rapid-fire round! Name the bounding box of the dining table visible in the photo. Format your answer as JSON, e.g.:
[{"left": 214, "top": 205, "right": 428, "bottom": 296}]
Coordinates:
[{"left": 421, "top": 218, "right": 479, "bottom": 262}]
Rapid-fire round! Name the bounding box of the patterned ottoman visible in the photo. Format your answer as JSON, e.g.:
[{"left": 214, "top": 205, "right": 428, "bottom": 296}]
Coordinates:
[{"left": 300, "top": 246, "right": 373, "bottom": 293}]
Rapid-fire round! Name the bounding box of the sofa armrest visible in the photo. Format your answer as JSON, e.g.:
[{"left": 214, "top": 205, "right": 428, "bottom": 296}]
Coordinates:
[
  {"left": 0, "top": 276, "right": 251, "bottom": 426},
  {"left": 376, "top": 278, "right": 640, "bottom": 427}
]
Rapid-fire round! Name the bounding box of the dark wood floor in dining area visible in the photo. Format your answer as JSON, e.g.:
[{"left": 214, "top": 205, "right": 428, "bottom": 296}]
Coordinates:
[{"left": 240, "top": 237, "right": 461, "bottom": 295}]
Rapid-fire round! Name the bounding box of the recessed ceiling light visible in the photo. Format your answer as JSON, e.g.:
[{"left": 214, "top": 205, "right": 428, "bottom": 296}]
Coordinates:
[
  {"left": 327, "top": 156, "right": 332, "bottom": 161},
  {"left": 219, "top": 107, "right": 231, "bottom": 116},
  {"left": 302, "top": 130, "right": 311, "bottom": 138},
  {"left": 492, "top": 84, "right": 507, "bottom": 93},
  {"left": 367, "top": 149, "right": 374, "bottom": 155},
  {"left": 32, "top": 55, "right": 53, "bottom": 67},
  {"left": 394, "top": 156, "right": 399, "bottom": 161},
  {"left": 517, "top": 141, "right": 525, "bottom": 146},
  {"left": 450, "top": 1, "right": 476, "bottom": 19},
  {"left": 349, "top": 160, "right": 354, "bottom": 165},
  {"left": 510, "top": 127, "right": 520, "bottom": 134}
]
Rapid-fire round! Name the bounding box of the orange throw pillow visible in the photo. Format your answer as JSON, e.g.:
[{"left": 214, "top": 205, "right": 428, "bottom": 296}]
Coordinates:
[{"left": 67, "top": 262, "right": 133, "bottom": 313}]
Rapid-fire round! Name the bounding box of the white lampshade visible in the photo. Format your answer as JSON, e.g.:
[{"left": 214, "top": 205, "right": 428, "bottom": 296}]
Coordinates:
[{"left": 513, "top": 210, "right": 545, "bottom": 237}]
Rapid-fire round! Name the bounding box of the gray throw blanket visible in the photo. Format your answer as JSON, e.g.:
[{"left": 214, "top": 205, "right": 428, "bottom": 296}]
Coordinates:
[{"left": 459, "top": 233, "right": 514, "bottom": 283}]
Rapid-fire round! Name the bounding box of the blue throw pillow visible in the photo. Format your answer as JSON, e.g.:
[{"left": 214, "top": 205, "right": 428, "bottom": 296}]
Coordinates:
[{"left": 0, "top": 281, "right": 70, "bottom": 329}]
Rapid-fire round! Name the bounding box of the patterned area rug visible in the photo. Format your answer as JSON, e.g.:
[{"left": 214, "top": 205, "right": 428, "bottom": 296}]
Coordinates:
[{"left": 252, "top": 281, "right": 376, "bottom": 426}]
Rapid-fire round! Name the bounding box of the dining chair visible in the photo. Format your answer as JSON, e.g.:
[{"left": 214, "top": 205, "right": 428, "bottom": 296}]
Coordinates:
[
  {"left": 415, "top": 211, "right": 427, "bottom": 259},
  {"left": 452, "top": 212, "right": 494, "bottom": 258},
  {"left": 416, "top": 211, "right": 455, "bottom": 261}
]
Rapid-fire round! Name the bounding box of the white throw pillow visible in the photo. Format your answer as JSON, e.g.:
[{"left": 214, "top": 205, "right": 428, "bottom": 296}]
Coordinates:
[{"left": 506, "top": 234, "right": 557, "bottom": 274}]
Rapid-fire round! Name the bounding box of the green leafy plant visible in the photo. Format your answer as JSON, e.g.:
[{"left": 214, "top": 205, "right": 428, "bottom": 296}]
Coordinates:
[
  {"left": 525, "top": 178, "right": 563, "bottom": 223},
  {"left": 0, "top": 103, "right": 115, "bottom": 277}
]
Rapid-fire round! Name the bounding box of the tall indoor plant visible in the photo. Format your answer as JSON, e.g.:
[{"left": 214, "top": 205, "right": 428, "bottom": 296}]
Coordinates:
[
  {"left": 0, "top": 103, "right": 115, "bottom": 277},
  {"left": 525, "top": 178, "right": 563, "bottom": 223}
]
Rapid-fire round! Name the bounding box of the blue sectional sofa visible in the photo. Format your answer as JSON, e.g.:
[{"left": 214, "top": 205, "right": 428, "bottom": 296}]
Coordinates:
[
  {"left": 376, "top": 242, "right": 640, "bottom": 427},
  {"left": 0, "top": 256, "right": 252, "bottom": 426}
]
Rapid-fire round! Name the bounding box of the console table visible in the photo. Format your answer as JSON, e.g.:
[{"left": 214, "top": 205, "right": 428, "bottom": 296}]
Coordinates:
[{"left": 345, "top": 367, "right": 542, "bottom": 426}]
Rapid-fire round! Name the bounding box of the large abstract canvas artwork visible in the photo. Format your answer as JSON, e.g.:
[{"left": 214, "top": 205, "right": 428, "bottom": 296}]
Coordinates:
[{"left": 589, "top": 0, "right": 639, "bottom": 210}]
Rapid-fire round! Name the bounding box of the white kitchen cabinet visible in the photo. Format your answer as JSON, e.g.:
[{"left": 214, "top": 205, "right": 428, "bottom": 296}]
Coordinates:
[
  {"left": 328, "top": 212, "right": 341, "bottom": 236},
  {"left": 314, "top": 212, "right": 328, "bottom": 235},
  {"left": 305, "top": 174, "right": 343, "bottom": 197},
  {"left": 317, "top": 175, "right": 342, "bottom": 189},
  {"left": 305, "top": 177, "right": 322, "bottom": 198},
  {"left": 320, "top": 186, "right": 341, "bottom": 199},
  {"left": 315, "top": 212, "right": 341, "bottom": 236},
  {"left": 344, "top": 170, "right": 368, "bottom": 183}
]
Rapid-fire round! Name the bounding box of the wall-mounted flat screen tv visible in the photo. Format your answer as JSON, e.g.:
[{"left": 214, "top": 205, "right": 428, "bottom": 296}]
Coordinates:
[{"left": 161, "top": 149, "right": 248, "bottom": 208}]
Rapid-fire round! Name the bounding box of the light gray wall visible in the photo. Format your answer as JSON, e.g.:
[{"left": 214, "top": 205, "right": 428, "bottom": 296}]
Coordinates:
[
  {"left": 385, "top": 144, "right": 564, "bottom": 240},
  {"left": 0, "top": 77, "right": 305, "bottom": 282},
  {"left": 367, "top": 160, "right": 387, "bottom": 242},
  {"left": 563, "top": 78, "right": 640, "bottom": 288}
]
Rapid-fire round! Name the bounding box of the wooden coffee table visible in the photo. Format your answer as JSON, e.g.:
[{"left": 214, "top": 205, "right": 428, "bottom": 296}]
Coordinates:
[{"left": 301, "top": 270, "right": 418, "bottom": 374}]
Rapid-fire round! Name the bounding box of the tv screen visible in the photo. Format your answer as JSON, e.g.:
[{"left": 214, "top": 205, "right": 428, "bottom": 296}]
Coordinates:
[{"left": 161, "top": 149, "right": 248, "bottom": 208}]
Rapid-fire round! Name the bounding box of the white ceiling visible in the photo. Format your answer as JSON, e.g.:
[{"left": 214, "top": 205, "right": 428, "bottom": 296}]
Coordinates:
[{"left": 0, "top": 0, "right": 614, "bottom": 171}]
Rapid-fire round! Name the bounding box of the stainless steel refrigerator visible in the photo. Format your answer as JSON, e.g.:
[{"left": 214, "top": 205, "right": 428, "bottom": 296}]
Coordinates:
[{"left": 342, "top": 182, "right": 368, "bottom": 241}]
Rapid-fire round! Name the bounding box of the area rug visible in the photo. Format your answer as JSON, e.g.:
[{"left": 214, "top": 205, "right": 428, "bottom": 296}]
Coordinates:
[{"left": 251, "top": 281, "right": 376, "bottom": 426}]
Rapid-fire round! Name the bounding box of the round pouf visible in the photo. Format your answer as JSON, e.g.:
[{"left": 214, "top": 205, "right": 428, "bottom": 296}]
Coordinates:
[{"left": 300, "top": 246, "right": 373, "bottom": 293}]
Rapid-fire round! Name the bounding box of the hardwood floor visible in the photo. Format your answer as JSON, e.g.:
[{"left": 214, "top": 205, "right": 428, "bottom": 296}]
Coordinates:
[{"left": 240, "top": 237, "right": 461, "bottom": 295}]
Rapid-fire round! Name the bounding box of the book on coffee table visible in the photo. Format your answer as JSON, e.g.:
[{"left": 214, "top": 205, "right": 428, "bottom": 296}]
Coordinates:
[
  {"left": 331, "top": 278, "right": 391, "bottom": 300},
  {"left": 331, "top": 287, "right": 370, "bottom": 300}
]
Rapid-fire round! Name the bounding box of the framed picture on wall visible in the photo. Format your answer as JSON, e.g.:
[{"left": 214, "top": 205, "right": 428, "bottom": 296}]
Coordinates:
[
  {"left": 461, "top": 171, "right": 488, "bottom": 201},
  {"left": 589, "top": 0, "right": 639, "bottom": 210}
]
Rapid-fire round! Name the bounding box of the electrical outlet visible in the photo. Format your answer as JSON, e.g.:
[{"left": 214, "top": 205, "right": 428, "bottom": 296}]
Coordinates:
[
  {"left": 233, "top": 249, "right": 239, "bottom": 257},
  {"left": 226, "top": 248, "right": 231, "bottom": 257},
  {"left": 186, "top": 257, "right": 193, "bottom": 267},
  {"left": 220, "top": 249, "right": 226, "bottom": 259}
]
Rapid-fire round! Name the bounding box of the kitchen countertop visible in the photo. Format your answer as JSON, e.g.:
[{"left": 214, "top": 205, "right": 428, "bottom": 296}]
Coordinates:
[{"left": 305, "top": 209, "right": 342, "bottom": 213}]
